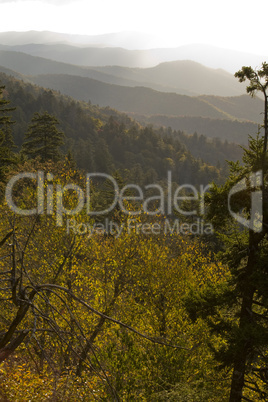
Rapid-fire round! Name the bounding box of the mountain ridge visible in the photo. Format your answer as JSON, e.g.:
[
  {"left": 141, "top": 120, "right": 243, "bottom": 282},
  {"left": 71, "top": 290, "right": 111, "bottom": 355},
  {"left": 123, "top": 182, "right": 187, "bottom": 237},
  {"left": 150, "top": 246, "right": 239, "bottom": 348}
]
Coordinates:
[
  {"left": 0, "top": 50, "right": 247, "bottom": 97},
  {"left": 0, "top": 31, "right": 267, "bottom": 72},
  {"left": 27, "top": 72, "right": 263, "bottom": 123},
  {"left": 0, "top": 70, "right": 244, "bottom": 169},
  {"left": 0, "top": 44, "right": 264, "bottom": 146}
]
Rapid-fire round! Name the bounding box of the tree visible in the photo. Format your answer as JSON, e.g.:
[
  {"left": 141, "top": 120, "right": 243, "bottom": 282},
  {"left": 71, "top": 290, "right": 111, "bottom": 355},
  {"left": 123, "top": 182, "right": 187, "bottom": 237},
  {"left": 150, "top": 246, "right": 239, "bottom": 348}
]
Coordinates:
[
  {"left": 235, "top": 62, "right": 268, "bottom": 154},
  {"left": 0, "top": 84, "right": 16, "bottom": 185},
  {"left": 22, "top": 111, "right": 65, "bottom": 162},
  {"left": 1, "top": 155, "right": 231, "bottom": 400},
  {"left": 185, "top": 64, "right": 268, "bottom": 402}
]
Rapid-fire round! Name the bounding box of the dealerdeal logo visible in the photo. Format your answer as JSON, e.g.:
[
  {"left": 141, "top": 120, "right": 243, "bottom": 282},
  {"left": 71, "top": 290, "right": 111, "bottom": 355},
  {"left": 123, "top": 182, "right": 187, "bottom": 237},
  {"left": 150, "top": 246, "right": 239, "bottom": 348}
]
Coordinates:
[{"left": 228, "top": 170, "right": 263, "bottom": 233}]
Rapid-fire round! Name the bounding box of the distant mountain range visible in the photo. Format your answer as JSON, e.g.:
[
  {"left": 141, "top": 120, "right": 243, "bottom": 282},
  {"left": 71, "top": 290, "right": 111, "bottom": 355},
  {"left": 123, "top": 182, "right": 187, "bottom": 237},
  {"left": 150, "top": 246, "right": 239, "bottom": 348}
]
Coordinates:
[
  {"left": 0, "top": 31, "right": 265, "bottom": 146},
  {"left": 27, "top": 73, "right": 262, "bottom": 122},
  {"left": 0, "top": 51, "right": 262, "bottom": 122},
  {"left": 0, "top": 30, "right": 162, "bottom": 49},
  {"left": 0, "top": 50, "right": 248, "bottom": 96},
  {"left": 0, "top": 70, "right": 244, "bottom": 177},
  {"left": 0, "top": 31, "right": 266, "bottom": 72},
  {"left": 92, "top": 62, "right": 248, "bottom": 96}
]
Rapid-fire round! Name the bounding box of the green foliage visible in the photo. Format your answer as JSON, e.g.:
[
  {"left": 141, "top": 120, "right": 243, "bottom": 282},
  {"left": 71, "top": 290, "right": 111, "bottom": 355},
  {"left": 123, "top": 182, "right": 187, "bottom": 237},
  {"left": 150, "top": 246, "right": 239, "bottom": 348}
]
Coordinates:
[
  {"left": 137, "top": 114, "right": 259, "bottom": 146},
  {"left": 0, "top": 72, "right": 229, "bottom": 186},
  {"left": 0, "top": 66, "right": 260, "bottom": 401},
  {"left": 22, "top": 111, "right": 65, "bottom": 162},
  {"left": 0, "top": 84, "right": 16, "bottom": 195},
  {"left": 0, "top": 156, "right": 231, "bottom": 400},
  {"left": 186, "top": 133, "right": 268, "bottom": 401},
  {"left": 235, "top": 63, "right": 268, "bottom": 97},
  {"left": 235, "top": 62, "right": 268, "bottom": 154}
]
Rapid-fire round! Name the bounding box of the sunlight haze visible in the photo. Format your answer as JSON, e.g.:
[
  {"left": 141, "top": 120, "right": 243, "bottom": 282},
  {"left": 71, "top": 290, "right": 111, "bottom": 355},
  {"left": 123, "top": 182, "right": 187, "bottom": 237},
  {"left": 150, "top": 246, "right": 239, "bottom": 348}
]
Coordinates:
[{"left": 0, "top": 0, "right": 267, "bottom": 54}]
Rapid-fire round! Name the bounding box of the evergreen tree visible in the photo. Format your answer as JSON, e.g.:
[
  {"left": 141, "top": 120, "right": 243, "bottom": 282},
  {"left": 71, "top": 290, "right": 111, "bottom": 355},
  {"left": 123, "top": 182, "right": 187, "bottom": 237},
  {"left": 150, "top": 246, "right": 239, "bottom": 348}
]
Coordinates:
[
  {"left": 0, "top": 84, "right": 16, "bottom": 184},
  {"left": 184, "top": 64, "right": 268, "bottom": 402},
  {"left": 22, "top": 111, "right": 65, "bottom": 162},
  {"left": 235, "top": 62, "right": 268, "bottom": 154}
]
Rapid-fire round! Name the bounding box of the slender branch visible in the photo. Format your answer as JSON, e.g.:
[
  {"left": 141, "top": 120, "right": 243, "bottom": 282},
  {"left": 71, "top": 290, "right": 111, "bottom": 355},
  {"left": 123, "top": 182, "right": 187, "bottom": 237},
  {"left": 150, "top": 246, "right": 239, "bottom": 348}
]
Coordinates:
[
  {"left": 0, "top": 230, "right": 13, "bottom": 247},
  {"left": 35, "top": 283, "right": 191, "bottom": 350}
]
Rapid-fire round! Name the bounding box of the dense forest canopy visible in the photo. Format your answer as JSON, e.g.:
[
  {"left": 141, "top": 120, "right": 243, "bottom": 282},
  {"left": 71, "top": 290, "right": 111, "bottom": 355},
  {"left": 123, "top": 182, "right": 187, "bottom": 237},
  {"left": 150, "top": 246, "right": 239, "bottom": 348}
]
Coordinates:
[{"left": 0, "top": 72, "right": 243, "bottom": 184}]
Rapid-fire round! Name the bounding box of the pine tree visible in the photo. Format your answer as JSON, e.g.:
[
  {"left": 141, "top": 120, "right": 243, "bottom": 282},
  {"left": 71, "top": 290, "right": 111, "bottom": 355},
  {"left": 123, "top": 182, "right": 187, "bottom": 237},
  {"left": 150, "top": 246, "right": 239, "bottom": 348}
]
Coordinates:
[
  {"left": 0, "top": 84, "right": 16, "bottom": 184},
  {"left": 184, "top": 64, "right": 268, "bottom": 402},
  {"left": 22, "top": 111, "right": 65, "bottom": 162}
]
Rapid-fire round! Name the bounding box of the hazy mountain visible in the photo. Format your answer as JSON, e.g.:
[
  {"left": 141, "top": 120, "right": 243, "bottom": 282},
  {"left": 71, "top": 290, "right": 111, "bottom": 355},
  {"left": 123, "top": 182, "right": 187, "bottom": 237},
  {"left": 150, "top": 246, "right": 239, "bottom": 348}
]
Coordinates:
[
  {"left": 0, "top": 65, "right": 28, "bottom": 81},
  {"left": 28, "top": 73, "right": 263, "bottom": 123},
  {"left": 149, "top": 44, "right": 267, "bottom": 74},
  {"left": 131, "top": 114, "right": 258, "bottom": 145},
  {"left": 0, "top": 50, "right": 261, "bottom": 123},
  {"left": 0, "top": 30, "right": 161, "bottom": 49},
  {"left": 0, "top": 31, "right": 75, "bottom": 46},
  {"left": 93, "top": 61, "right": 247, "bottom": 96},
  {"left": 0, "top": 50, "right": 146, "bottom": 87},
  {"left": 0, "top": 44, "right": 149, "bottom": 68},
  {"left": 0, "top": 45, "right": 263, "bottom": 146},
  {"left": 0, "top": 50, "right": 248, "bottom": 96},
  {"left": 0, "top": 67, "right": 259, "bottom": 148},
  {"left": 0, "top": 70, "right": 241, "bottom": 179},
  {"left": 28, "top": 74, "right": 227, "bottom": 118},
  {"left": 0, "top": 32, "right": 266, "bottom": 72},
  {"left": 198, "top": 95, "right": 264, "bottom": 123}
]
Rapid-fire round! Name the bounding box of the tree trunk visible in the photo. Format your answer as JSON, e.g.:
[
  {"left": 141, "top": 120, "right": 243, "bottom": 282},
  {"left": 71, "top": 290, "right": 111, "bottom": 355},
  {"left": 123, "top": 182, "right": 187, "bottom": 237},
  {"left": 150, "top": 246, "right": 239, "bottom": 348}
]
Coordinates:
[
  {"left": 263, "top": 95, "right": 268, "bottom": 153},
  {"left": 229, "top": 231, "right": 259, "bottom": 402}
]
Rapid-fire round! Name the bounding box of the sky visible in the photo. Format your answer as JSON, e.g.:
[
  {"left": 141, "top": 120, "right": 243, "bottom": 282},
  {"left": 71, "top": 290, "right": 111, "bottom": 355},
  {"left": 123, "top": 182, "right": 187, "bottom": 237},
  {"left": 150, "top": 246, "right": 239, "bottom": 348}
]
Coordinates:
[{"left": 0, "top": 0, "right": 267, "bottom": 55}]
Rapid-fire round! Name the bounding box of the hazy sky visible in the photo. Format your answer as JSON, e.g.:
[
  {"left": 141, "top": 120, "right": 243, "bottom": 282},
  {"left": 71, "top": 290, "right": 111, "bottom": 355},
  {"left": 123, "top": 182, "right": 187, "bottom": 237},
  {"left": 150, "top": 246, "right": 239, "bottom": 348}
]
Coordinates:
[{"left": 0, "top": 0, "right": 267, "bottom": 54}]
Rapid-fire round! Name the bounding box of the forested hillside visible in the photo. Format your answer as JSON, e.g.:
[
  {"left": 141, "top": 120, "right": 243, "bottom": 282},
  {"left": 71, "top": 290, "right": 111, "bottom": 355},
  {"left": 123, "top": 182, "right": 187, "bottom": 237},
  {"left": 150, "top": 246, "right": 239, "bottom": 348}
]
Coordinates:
[
  {"left": 1, "top": 58, "right": 268, "bottom": 402},
  {"left": 0, "top": 49, "right": 263, "bottom": 148},
  {"left": 0, "top": 71, "right": 239, "bottom": 183},
  {"left": 0, "top": 77, "right": 232, "bottom": 401},
  {"left": 132, "top": 114, "right": 258, "bottom": 145}
]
